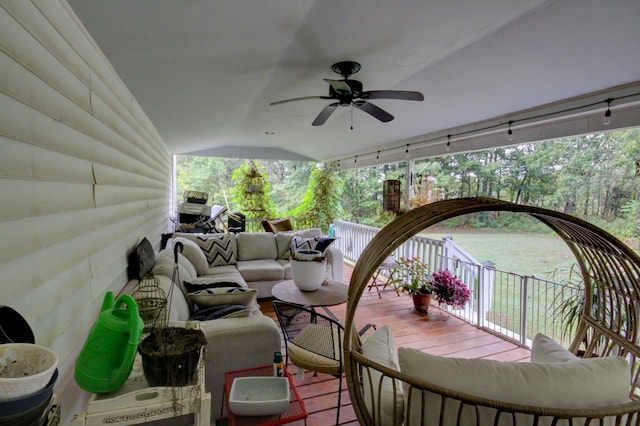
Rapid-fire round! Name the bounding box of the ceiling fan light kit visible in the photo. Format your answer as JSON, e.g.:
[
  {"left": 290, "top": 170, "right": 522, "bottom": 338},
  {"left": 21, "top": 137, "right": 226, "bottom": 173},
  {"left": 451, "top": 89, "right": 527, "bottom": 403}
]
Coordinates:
[{"left": 270, "top": 61, "right": 424, "bottom": 126}]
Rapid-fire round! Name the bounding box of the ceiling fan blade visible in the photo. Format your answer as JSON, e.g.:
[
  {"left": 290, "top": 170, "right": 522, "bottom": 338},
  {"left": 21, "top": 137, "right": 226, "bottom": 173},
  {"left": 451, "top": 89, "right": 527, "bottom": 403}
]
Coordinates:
[
  {"left": 353, "top": 101, "right": 394, "bottom": 122},
  {"left": 323, "top": 79, "right": 352, "bottom": 94},
  {"left": 361, "top": 90, "right": 424, "bottom": 101},
  {"left": 270, "top": 96, "right": 331, "bottom": 106},
  {"left": 312, "top": 102, "right": 339, "bottom": 126}
]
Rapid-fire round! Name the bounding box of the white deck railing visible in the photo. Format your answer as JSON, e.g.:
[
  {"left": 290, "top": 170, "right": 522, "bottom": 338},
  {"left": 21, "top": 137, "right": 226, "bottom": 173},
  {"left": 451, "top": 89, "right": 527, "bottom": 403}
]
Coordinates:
[{"left": 333, "top": 219, "right": 577, "bottom": 349}]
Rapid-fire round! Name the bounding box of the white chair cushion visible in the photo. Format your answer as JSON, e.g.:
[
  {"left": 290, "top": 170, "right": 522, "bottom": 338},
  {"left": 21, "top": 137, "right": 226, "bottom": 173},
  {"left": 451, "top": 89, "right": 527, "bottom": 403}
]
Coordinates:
[
  {"left": 398, "top": 347, "right": 630, "bottom": 426},
  {"left": 530, "top": 332, "right": 577, "bottom": 362},
  {"left": 361, "top": 326, "right": 404, "bottom": 426}
]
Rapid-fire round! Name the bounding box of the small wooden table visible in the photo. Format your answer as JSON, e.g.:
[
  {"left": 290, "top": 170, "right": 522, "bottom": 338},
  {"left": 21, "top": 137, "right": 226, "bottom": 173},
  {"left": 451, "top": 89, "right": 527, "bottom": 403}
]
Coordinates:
[
  {"left": 224, "top": 365, "right": 307, "bottom": 426},
  {"left": 271, "top": 280, "right": 348, "bottom": 307}
]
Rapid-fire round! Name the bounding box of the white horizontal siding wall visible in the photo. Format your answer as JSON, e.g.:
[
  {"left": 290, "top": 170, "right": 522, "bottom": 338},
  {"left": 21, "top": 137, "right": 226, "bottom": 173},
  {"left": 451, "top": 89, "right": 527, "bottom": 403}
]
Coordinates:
[{"left": 0, "top": 0, "right": 172, "bottom": 421}]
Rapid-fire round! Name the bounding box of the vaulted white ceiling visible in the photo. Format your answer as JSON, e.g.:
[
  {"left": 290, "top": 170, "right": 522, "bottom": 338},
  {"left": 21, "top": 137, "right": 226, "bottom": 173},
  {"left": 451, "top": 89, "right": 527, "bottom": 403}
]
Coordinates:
[{"left": 68, "top": 0, "right": 640, "bottom": 169}]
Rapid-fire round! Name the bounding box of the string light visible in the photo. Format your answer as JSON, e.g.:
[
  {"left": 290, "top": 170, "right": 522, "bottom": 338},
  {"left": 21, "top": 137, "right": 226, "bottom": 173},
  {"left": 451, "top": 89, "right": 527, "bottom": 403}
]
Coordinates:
[
  {"left": 354, "top": 155, "right": 357, "bottom": 163},
  {"left": 342, "top": 93, "right": 638, "bottom": 164},
  {"left": 603, "top": 99, "right": 612, "bottom": 125},
  {"left": 445, "top": 135, "right": 451, "bottom": 152}
]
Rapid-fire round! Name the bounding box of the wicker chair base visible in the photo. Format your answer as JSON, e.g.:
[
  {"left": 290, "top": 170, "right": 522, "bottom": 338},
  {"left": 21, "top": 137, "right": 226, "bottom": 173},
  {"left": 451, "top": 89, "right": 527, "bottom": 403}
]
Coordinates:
[{"left": 343, "top": 198, "right": 640, "bottom": 425}]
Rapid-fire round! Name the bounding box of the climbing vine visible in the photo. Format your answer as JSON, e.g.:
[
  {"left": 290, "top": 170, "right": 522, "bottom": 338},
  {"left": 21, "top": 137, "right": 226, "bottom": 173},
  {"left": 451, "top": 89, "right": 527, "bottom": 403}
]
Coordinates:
[{"left": 231, "top": 160, "right": 275, "bottom": 225}]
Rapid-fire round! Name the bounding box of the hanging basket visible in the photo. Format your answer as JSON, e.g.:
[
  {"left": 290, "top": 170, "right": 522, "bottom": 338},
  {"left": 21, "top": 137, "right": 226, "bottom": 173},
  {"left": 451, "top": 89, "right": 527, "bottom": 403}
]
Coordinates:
[
  {"left": 137, "top": 243, "right": 207, "bottom": 388},
  {"left": 138, "top": 326, "right": 206, "bottom": 387}
]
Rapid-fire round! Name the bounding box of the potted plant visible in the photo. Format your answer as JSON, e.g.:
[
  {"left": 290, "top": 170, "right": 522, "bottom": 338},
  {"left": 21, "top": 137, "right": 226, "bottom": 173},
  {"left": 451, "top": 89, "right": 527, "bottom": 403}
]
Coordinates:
[
  {"left": 391, "top": 256, "right": 433, "bottom": 313},
  {"left": 429, "top": 269, "right": 471, "bottom": 309}
]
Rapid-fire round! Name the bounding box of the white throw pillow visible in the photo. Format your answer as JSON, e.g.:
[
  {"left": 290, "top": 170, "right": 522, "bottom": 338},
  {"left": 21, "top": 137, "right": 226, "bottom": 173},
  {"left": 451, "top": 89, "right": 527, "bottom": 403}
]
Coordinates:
[
  {"left": 531, "top": 333, "right": 577, "bottom": 362},
  {"left": 398, "top": 347, "right": 630, "bottom": 426},
  {"left": 361, "top": 326, "right": 404, "bottom": 426}
]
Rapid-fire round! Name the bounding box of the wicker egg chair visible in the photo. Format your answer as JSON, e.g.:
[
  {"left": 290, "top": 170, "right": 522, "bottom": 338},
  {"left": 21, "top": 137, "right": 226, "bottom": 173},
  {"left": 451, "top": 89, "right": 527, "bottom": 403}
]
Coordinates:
[{"left": 343, "top": 197, "right": 640, "bottom": 425}]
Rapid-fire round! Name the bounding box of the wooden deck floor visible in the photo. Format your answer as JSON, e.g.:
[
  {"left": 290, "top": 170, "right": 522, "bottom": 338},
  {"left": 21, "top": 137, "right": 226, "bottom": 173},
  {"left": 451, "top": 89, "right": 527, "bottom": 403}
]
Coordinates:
[{"left": 257, "top": 262, "right": 531, "bottom": 426}]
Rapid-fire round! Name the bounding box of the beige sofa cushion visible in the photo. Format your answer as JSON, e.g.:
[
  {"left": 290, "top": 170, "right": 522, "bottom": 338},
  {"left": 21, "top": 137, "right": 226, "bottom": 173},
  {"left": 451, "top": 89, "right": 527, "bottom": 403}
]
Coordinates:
[
  {"left": 155, "top": 274, "right": 190, "bottom": 322},
  {"left": 276, "top": 259, "right": 293, "bottom": 279},
  {"left": 153, "top": 250, "right": 196, "bottom": 283},
  {"left": 173, "top": 237, "right": 210, "bottom": 275},
  {"left": 237, "top": 232, "right": 278, "bottom": 261},
  {"left": 398, "top": 347, "right": 630, "bottom": 425},
  {"left": 236, "top": 259, "right": 285, "bottom": 281},
  {"left": 275, "top": 232, "right": 296, "bottom": 259},
  {"left": 275, "top": 228, "right": 323, "bottom": 259},
  {"left": 205, "top": 265, "right": 242, "bottom": 276}
]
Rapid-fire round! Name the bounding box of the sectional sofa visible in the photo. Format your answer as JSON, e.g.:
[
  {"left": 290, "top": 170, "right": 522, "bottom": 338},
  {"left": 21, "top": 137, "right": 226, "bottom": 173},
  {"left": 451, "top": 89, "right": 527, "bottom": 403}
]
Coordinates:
[
  {"left": 168, "top": 229, "right": 343, "bottom": 299},
  {"left": 123, "top": 229, "right": 343, "bottom": 421}
]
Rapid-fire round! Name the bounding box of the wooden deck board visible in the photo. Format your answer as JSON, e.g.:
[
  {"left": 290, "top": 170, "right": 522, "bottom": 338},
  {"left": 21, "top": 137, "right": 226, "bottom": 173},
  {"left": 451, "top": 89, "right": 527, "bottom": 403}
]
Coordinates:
[{"left": 257, "top": 261, "right": 531, "bottom": 425}]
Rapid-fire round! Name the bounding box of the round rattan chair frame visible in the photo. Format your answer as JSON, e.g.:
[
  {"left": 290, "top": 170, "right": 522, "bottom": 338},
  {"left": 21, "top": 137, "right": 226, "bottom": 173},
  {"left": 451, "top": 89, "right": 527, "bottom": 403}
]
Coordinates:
[{"left": 343, "top": 197, "right": 640, "bottom": 425}]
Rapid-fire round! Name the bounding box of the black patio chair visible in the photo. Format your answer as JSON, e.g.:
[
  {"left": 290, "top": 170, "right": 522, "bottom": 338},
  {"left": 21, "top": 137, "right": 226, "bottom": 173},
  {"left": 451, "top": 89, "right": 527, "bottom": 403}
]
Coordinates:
[{"left": 272, "top": 301, "right": 344, "bottom": 426}]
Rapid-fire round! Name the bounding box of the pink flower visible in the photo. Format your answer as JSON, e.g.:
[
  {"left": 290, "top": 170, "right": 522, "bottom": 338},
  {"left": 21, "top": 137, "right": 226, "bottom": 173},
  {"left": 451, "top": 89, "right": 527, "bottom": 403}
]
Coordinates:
[{"left": 430, "top": 270, "right": 470, "bottom": 308}]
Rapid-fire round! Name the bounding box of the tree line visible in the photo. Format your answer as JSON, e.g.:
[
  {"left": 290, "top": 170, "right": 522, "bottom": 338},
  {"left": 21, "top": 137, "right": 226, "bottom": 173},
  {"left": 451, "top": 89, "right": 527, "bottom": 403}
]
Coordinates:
[{"left": 176, "top": 129, "right": 639, "bottom": 241}]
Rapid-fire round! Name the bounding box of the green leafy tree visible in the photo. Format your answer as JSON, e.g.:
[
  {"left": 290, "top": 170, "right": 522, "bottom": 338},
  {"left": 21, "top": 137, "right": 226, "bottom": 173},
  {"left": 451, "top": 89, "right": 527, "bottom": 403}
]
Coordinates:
[
  {"left": 290, "top": 161, "right": 343, "bottom": 233},
  {"left": 341, "top": 164, "right": 392, "bottom": 226},
  {"left": 267, "top": 161, "right": 314, "bottom": 215},
  {"left": 176, "top": 156, "right": 241, "bottom": 208}
]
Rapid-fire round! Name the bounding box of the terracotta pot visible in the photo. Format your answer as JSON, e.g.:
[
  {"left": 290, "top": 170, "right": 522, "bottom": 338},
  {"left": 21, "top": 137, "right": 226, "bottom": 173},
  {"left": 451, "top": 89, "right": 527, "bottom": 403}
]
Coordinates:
[{"left": 412, "top": 293, "right": 432, "bottom": 314}]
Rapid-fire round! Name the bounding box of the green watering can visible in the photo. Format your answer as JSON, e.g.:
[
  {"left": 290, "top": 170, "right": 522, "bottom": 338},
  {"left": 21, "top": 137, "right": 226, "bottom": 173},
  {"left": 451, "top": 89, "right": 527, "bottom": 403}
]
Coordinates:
[{"left": 75, "top": 292, "right": 143, "bottom": 393}]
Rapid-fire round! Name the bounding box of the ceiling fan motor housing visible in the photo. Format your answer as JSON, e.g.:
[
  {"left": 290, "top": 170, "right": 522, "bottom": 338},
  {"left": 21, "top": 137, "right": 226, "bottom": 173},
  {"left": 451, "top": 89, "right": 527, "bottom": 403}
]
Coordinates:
[
  {"left": 331, "top": 60, "right": 361, "bottom": 78},
  {"left": 270, "top": 60, "right": 423, "bottom": 126},
  {"left": 329, "top": 79, "right": 363, "bottom": 106}
]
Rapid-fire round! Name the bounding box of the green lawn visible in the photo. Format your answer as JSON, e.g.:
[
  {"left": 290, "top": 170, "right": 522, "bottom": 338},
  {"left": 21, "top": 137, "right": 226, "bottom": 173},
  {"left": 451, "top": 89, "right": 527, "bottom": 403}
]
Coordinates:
[
  {"left": 421, "top": 228, "right": 577, "bottom": 283},
  {"left": 419, "top": 228, "right": 580, "bottom": 343}
]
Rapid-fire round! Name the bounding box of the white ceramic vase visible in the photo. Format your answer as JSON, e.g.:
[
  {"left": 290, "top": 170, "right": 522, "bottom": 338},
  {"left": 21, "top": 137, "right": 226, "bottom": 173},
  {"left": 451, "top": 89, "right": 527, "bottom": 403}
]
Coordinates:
[{"left": 290, "top": 251, "right": 326, "bottom": 292}]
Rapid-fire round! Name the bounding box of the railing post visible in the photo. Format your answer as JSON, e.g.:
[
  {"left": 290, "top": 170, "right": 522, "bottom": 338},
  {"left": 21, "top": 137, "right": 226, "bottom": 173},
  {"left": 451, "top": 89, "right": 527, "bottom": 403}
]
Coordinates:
[
  {"left": 442, "top": 236, "right": 452, "bottom": 271},
  {"left": 520, "top": 276, "right": 530, "bottom": 346},
  {"left": 479, "top": 261, "right": 495, "bottom": 329}
]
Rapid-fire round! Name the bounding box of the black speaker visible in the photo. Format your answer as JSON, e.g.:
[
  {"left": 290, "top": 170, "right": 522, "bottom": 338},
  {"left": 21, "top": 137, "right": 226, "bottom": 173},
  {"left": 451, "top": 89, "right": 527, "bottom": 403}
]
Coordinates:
[{"left": 228, "top": 211, "right": 246, "bottom": 233}]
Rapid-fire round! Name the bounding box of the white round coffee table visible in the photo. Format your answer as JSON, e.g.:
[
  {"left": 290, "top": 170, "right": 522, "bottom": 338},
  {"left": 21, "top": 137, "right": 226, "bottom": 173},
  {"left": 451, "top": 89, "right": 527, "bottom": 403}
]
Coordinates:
[{"left": 271, "top": 280, "right": 348, "bottom": 307}]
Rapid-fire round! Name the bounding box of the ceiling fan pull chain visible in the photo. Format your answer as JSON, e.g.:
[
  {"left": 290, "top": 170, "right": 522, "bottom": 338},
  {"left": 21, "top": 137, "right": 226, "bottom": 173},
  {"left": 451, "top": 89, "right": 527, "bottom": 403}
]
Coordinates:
[{"left": 350, "top": 104, "right": 354, "bottom": 130}]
